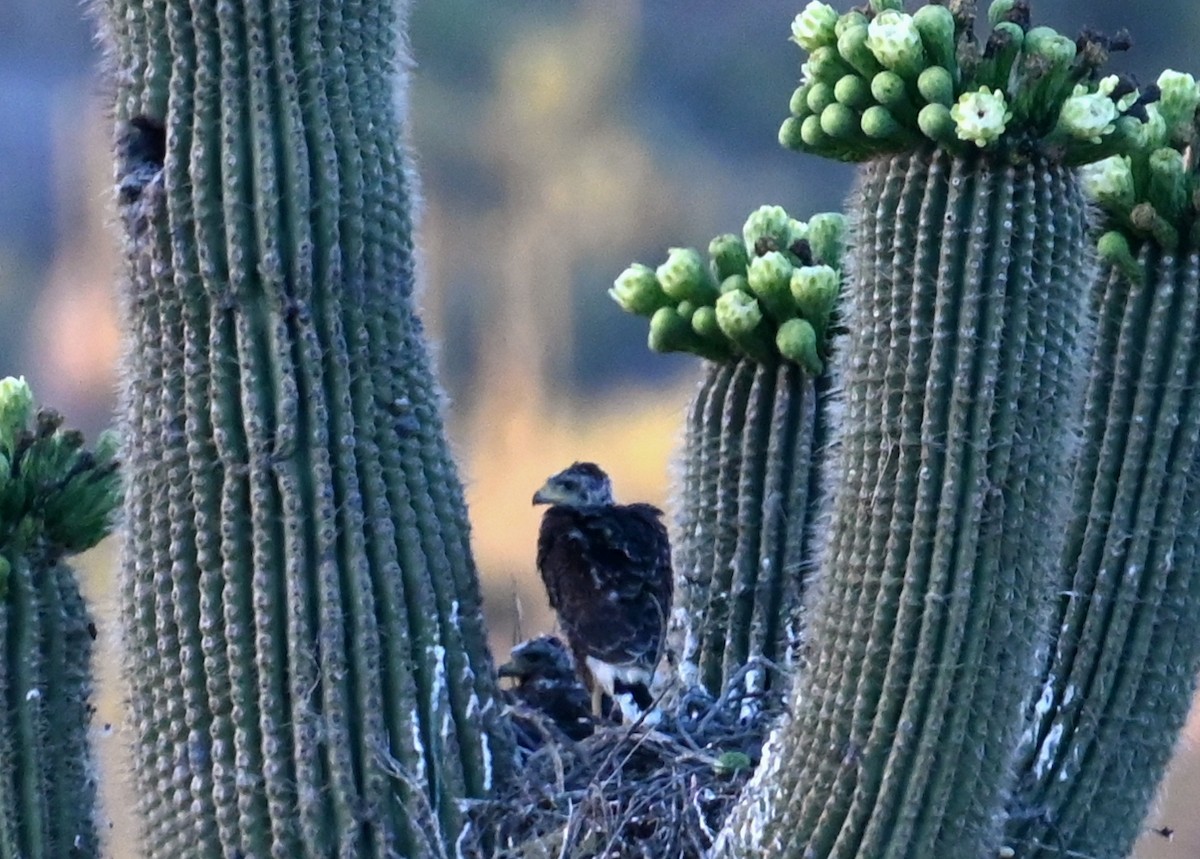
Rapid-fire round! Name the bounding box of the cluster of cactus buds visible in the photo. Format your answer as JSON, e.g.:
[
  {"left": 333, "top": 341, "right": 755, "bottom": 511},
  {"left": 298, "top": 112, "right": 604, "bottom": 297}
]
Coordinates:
[
  {"left": 1085, "top": 69, "right": 1200, "bottom": 256},
  {"left": 0, "top": 376, "right": 120, "bottom": 571},
  {"left": 610, "top": 205, "right": 846, "bottom": 373},
  {"left": 781, "top": 0, "right": 1151, "bottom": 163}
]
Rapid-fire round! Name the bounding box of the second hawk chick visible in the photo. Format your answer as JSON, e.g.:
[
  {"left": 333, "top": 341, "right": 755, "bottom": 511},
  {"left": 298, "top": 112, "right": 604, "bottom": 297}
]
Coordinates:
[
  {"left": 532, "top": 462, "right": 673, "bottom": 720},
  {"left": 498, "top": 635, "right": 594, "bottom": 744}
]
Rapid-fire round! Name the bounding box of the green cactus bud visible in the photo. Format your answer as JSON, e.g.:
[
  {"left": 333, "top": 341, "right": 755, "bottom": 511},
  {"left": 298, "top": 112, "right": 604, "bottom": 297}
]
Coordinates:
[
  {"left": 834, "top": 74, "right": 873, "bottom": 110},
  {"left": 716, "top": 290, "right": 763, "bottom": 338},
  {"left": 805, "top": 214, "right": 846, "bottom": 267},
  {"left": 776, "top": 318, "right": 823, "bottom": 375},
  {"left": 691, "top": 305, "right": 723, "bottom": 342},
  {"left": 789, "top": 83, "right": 815, "bottom": 117},
  {"left": 649, "top": 305, "right": 697, "bottom": 354},
  {"left": 1081, "top": 155, "right": 1135, "bottom": 212},
  {"left": 657, "top": 247, "right": 719, "bottom": 304},
  {"left": 912, "top": 4, "right": 957, "bottom": 73},
  {"left": 837, "top": 24, "right": 884, "bottom": 80},
  {"left": 918, "top": 102, "right": 958, "bottom": 145},
  {"left": 977, "top": 22, "right": 1024, "bottom": 92},
  {"left": 1137, "top": 104, "right": 1169, "bottom": 150},
  {"left": 1054, "top": 88, "right": 1120, "bottom": 144},
  {"left": 865, "top": 10, "right": 925, "bottom": 81},
  {"left": 820, "top": 102, "right": 860, "bottom": 140},
  {"left": 806, "top": 81, "right": 838, "bottom": 114},
  {"left": 950, "top": 86, "right": 1011, "bottom": 148},
  {"left": 790, "top": 264, "right": 840, "bottom": 329},
  {"left": 1156, "top": 69, "right": 1200, "bottom": 134},
  {"left": 748, "top": 251, "right": 797, "bottom": 323},
  {"left": 835, "top": 9, "right": 868, "bottom": 39},
  {"left": 1147, "top": 147, "right": 1188, "bottom": 223},
  {"left": 0, "top": 376, "right": 33, "bottom": 454},
  {"left": 676, "top": 300, "right": 698, "bottom": 321},
  {"left": 710, "top": 234, "right": 751, "bottom": 282},
  {"left": 871, "top": 70, "right": 915, "bottom": 115},
  {"left": 1130, "top": 202, "right": 1179, "bottom": 250},
  {"left": 800, "top": 114, "right": 831, "bottom": 148},
  {"left": 790, "top": 1, "right": 840, "bottom": 51},
  {"left": 780, "top": 116, "right": 807, "bottom": 150},
  {"left": 807, "top": 45, "right": 855, "bottom": 82},
  {"left": 869, "top": 0, "right": 903, "bottom": 12},
  {"left": 743, "top": 205, "right": 793, "bottom": 255},
  {"left": 917, "top": 66, "right": 954, "bottom": 106},
  {"left": 1095, "top": 230, "right": 1142, "bottom": 283},
  {"left": 721, "top": 273, "right": 751, "bottom": 295},
  {"left": 987, "top": 0, "right": 1018, "bottom": 27},
  {"left": 610, "top": 263, "right": 671, "bottom": 317},
  {"left": 862, "top": 105, "right": 903, "bottom": 140}
]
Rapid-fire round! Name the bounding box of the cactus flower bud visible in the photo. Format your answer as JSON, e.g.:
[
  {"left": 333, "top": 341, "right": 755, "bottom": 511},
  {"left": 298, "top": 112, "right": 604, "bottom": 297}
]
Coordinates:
[
  {"left": 721, "top": 274, "right": 751, "bottom": 295},
  {"left": 691, "top": 305, "right": 723, "bottom": 342},
  {"left": 656, "top": 247, "right": 719, "bottom": 304},
  {"left": 790, "top": 264, "right": 840, "bottom": 329},
  {"left": 805, "top": 214, "right": 846, "bottom": 267},
  {"left": 918, "top": 102, "right": 957, "bottom": 145},
  {"left": 748, "top": 251, "right": 797, "bottom": 323},
  {"left": 0, "top": 376, "right": 34, "bottom": 453},
  {"left": 865, "top": 10, "right": 925, "bottom": 79},
  {"left": 710, "top": 234, "right": 750, "bottom": 281},
  {"left": 776, "top": 318, "right": 824, "bottom": 375},
  {"left": 1081, "top": 155, "right": 1135, "bottom": 211},
  {"left": 716, "top": 290, "right": 764, "bottom": 338},
  {"left": 780, "top": 116, "right": 807, "bottom": 150},
  {"left": 790, "top": 2, "right": 840, "bottom": 52},
  {"left": 950, "top": 86, "right": 1011, "bottom": 147},
  {"left": 912, "top": 4, "right": 956, "bottom": 72},
  {"left": 1148, "top": 147, "right": 1188, "bottom": 222},
  {"left": 610, "top": 263, "right": 670, "bottom": 317},
  {"left": 1155, "top": 69, "right": 1200, "bottom": 132},
  {"left": 918, "top": 66, "right": 954, "bottom": 107},
  {"left": 743, "top": 205, "right": 793, "bottom": 255},
  {"left": 1056, "top": 88, "right": 1120, "bottom": 144}
]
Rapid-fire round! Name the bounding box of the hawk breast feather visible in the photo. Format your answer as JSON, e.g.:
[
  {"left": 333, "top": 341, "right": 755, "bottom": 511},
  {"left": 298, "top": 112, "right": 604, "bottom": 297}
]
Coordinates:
[{"left": 536, "top": 502, "right": 672, "bottom": 683}]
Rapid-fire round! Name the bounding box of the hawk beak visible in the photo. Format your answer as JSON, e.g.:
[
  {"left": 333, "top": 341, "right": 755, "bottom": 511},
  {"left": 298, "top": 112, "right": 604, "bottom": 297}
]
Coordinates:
[
  {"left": 531, "top": 480, "right": 562, "bottom": 506},
  {"left": 497, "top": 659, "right": 520, "bottom": 679}
]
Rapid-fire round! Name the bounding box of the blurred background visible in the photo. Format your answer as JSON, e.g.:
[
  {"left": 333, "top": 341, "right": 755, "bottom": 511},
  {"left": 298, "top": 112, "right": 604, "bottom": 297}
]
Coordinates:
[{"left": 2, "top": 0, "right": 1199, "bottom": 855}]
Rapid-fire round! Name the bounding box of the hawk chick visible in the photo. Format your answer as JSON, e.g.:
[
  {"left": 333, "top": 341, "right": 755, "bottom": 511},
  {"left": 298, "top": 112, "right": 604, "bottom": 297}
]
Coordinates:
[
  {"left": 498, "top": 635, "right": 594, "bottom": 743},
  {"left": 532, "top": 462, "right": 673, "bottom": 719}
]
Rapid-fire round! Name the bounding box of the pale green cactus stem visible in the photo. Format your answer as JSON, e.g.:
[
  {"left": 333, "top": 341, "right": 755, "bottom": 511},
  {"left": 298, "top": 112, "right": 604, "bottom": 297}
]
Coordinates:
[
  {"left": 1005, "top": 67, "right": 1200, "bottom": 859},
  {"left": 0, "top": 377, "right": 120, "bottom": 859},
  {"left": 614, "top": 205, "right": 845, "bottom": 695},
  {"left": 99, "top": 0, "right": 513, "bottom": 855}
]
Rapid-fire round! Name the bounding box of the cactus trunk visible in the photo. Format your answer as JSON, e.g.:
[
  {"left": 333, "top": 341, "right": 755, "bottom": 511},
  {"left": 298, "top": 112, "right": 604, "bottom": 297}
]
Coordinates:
[
  {"left": 720, "top": 148, "right": 1090, "bottom": 857},
  {"left": 1007, "top": 246, "right": 1200, "bottom": 858},
  {"left": 673, "top": 357, "right": 823, "bottom": 695},
  {"left": 102, "top": 0, "right": 512, "bottom": 855}
]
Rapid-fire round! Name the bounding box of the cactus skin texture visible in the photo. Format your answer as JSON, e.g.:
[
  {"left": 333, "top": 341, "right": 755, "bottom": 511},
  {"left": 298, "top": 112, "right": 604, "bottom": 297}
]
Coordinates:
[
  {"left": 1006, "top": 244, "right": 1200, "bottom": 859},
  {"left": 674, "top": 358, "right": 822, "bottom": 695},
  {"left": 0, "top": 378, "right": 120, "bottom": 859},
  {"left": 100, "top": 0, "right": 512, "bottom": 856},
  {"left": 720, "top": 148, "right": 1090, "bottom": 857}
]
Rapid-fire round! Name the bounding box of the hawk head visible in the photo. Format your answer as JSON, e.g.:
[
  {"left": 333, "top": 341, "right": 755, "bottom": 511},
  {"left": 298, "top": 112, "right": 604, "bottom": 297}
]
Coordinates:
[
  {"left": 531, "top": 462, "right": 614, "bottom": 508},
  {"left": 497, "top": 635, "right": 577, "bottom": 686}
]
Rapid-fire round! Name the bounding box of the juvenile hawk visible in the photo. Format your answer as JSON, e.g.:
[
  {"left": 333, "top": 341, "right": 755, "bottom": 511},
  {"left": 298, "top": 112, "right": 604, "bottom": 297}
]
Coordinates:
[
  {"left": 498, "top": 635, "right": 594, "bottom": 743},
  {"left": 532, "top": 462, "right": 673, "bottom": 719}
]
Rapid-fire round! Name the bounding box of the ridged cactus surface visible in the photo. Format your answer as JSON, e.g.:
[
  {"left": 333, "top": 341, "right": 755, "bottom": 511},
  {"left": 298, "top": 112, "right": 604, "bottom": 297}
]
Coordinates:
[
  {"left": 101, "top": 0, "right": 512, "bottom": 855},
  {"left": 722, "top": 147, "right": 1090, "bottom": 857},
  {"left": 0, "top": 378, "right": 120, "bottom": 859},
  {"left": 612, "top": 205, "right": 845, "bottom": 695},
  {"left": 1008, "top": 70, "right": 1200, "bottom": 858}
]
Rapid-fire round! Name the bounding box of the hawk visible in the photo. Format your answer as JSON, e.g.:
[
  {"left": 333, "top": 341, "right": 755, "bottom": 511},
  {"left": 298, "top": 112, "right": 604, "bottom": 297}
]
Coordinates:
[
  {"left": 498, "top": 635, "right": 594, "bottom": 743},
  {"left": 532, "top": 462, "right": 673, "bottom": 719}
]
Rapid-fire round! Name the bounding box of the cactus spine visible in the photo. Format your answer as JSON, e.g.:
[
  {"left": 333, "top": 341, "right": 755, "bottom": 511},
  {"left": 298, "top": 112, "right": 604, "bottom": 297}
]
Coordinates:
[
  {"left": 613, "top": 205, "right": 845, "bottom": 695},
  {"left": 1007, "top": 72, "right": 1200, "bottom": 858},
  {"left": 0, "top": 377, "right": 120, "bottom": 858},
  {"left": 101, "top": 0, "right": 512, "bottom": 855}
]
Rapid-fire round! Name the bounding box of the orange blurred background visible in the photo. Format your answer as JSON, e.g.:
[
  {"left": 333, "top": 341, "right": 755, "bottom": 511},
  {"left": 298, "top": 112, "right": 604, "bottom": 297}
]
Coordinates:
[{"left": 4, "top": 1, "right": 1200, "bottom": 855}]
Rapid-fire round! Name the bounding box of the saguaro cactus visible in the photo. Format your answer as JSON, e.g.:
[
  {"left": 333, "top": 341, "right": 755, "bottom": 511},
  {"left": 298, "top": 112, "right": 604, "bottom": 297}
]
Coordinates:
[
  {"left": 720, "top": 2, "right": 1147, "bottom": 855},
  {"left": 0, "top": 377, "right": 120, "bottom": 858},
  {"left": 99, "top": 0, "right": 512, "bottom": 855},
  {"left": 1008, "top": 71, "right": 1200, "bottom": 858},
  {"left": 611, "top": 205, "right": 846, "bottom": 695}
]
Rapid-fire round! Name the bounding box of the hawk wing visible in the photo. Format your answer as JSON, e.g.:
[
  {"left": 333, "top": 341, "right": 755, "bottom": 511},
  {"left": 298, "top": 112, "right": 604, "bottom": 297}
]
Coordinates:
[{"left": 536, "top": 502, "right": 673, "bottom": 672}]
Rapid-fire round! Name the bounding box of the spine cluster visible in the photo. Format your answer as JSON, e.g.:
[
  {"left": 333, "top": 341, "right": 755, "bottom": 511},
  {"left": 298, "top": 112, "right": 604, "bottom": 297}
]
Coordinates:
[
  {"left": 611, "top": 205, "right": 846, "bottom": 372},
  {"left": 0, "top": 377, "right": 120, "bottom": 859},
  {"left": 782, "top": 0, "right": 1147, "bottom": 163}
]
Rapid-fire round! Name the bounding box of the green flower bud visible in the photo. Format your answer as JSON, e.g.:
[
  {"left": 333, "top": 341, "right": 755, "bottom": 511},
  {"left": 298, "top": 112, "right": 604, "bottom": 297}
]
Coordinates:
[
  {"left": 790, "top": 2, "right": 840, "bottom": 52},
  {"left": 743, "top": 205, "right": 793, "bottom": 255},
  {"left": 820, "top": 102, "right": 860, "bottom": 140},
  {"left": 790, "top": 264, "right": 840, "bottom": 328},
  {"left": 870, "top": 70, "right": 914, "bottom": 113},
  {"left": 716, "top": 290, "right": 764, "bottom": 337},
  {"left": 869, "top": 0, "right": 904, "bottom": 11},
  {"left": 1056, "top": 88, "right": 1119, "bottom": 144},
  {"left": 987, "top": 0, "right": 1017, "bottom": 27},
  {"left": 721, "top": 274, "right": 751, "bottom": 295},
  {"left": 837, "top": 24, "right": 884, "bottom": 80},
  {"left": 834, "top": 74, "right": 873, "bottom": 110},
  {"left": 692, "top": 305, "right": 723, "bottom": 342},
  {"left": 835, "top": 10, "right": 868, "bottom": 39},
  {"left": 780, "top": 116, "right": 807, "bottom": 150},
  {"left": 710, "top": 234, "right": 750, "bottom": 281},
  {"left": 1023, "top": 27, "right": 1076, "bottom": 66},
  {"left": 801, "top": 114, "right": 830, "bottom": 148},
  {"left": 918, "top": 102, "right": 957, "bottom": 145},
  {"left": 806, "top": 81, "right": 838, "bottom": 114},
  {"left": 807, "top": 46, "right": 854, "bottom": 82},
  {"left": 789, "top": 83, "right": 815, "bottom": 117},
  {"left": 862, "top": 105, "right": 902, "bottom": 139},
  {"left": 1131, "top": 202, "right": 1180, "bottom": 250},
  {"left": 676, "top": 300, "right": 697, "bottom": 322},
  {"left": 649, "top": 306, "right": 706, "bottom": 357},
  {"left": 610, "top": 263, "right": 670, "bottom": 317},
  {"left": 804, "top": 214, "right": 845, "bottom": 267},
  {"left": 1081, "top": 155, "right": 1135, "bottom": 212},
  {"left": 1137, "top": 104, "right": 1169, "bottom": 150},
  {"left": 917, "top": 66, "right": 954, "bottom": 106},
  {"left": 1156, "top": 69, "right": 1200, "bottom": 133},
  {"left": 950, "top": 86, "right": 1011, "bottom": 147},
  {"left": 786, "top": 218, "right": 810, "bottom": 249},
  {"left": 0, "top": 376, "right": 34, "bottom": 454},
  {"left": 978, "top": 22, "right": 1023, "bottom": 91},
  {"left": 747, "top": 251, "right": 797, "bottom": 323},
  {"left": 866, "top": 10, "right": 925, "bottom": 79},
  {"left": 912, "top": 4, "right": 957, "bottom": 73},
  {"left": 776, "top": 318, "right": 824, "bottom": 375},
  {"left": 656, "top": 247, "right": 719, "bottom": 304},
  {"left": 1148, "top": 147, "right": 1188, "bottom": 222},
  {"left": 1097, "top": 230, "right": 1143, "bottom": 283}
]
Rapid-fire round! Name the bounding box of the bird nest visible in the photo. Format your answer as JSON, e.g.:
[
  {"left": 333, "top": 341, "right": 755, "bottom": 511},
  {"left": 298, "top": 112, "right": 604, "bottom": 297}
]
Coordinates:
[{"left": 460, "top": 660, "right": 787, "bottom": 859}]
